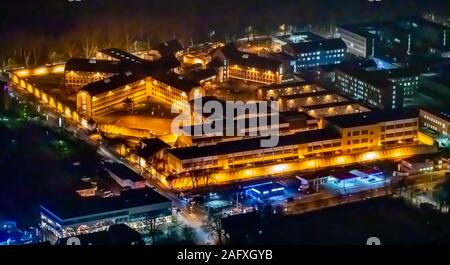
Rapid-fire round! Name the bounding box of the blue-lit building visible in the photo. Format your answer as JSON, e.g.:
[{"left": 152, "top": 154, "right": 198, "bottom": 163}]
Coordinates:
[
  {"left": 282, "top": 38, "right": 347, "bottom": 72},
  {"left": 40, "top": 187, "right": 172, "bottom": 239}
]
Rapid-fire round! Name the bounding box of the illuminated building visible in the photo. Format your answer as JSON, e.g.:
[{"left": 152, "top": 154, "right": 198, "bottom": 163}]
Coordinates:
[
  {"left": 64, "top": 58, "right": 126, "bottom": 88},
  {"left": 147, "top": 71, "right": 205, "bottom": 110},
  {"left": 259, "top": 81, "right": 371, "bottom": 117},
  {"left": 399, "top": 153, "right": 449, "bottom": 175},
  {"left": 282, "top": 38, "right": 347, "bottom": 71},
  {"left": 76, "top": 71, "right": 147, "bottom": 117},
  {"left": 334, "top": 65, "right": 403, "bottom": 110},
  {"left": 324, "top": 109, "right": 420, "bottom": 151},
  {"left": 147, "top": 39, "right": 184, "bottom": 60},
  {"left": 337, "top": 17, "right": 450, "bottom": 60},
  {"left": 167, "top": 109, "right": 421, "bottom": 174},
  {"left": 209, "top": 43, "right": 289, "bottom": 84},
  {"left": 420, "top": 108, "right": 450, "bottom": 137},
  {"left": 40, "top": 187, "right": 172, "bottom": 238}
]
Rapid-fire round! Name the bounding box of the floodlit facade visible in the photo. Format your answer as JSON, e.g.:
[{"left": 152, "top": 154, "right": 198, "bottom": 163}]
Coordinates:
[
  {"left": 167, "top": 109, "right": 421, "bottom": 174},
  {"left": 40, "top": 188, "right": 172, "bottom": 238}
]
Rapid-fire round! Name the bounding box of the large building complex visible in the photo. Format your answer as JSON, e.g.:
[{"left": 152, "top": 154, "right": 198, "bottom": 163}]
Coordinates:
[
  {"left": 166, "top": 109, "right": 421, "bottom": 174},
  {"left": 40, "top": 188, "right": 172, "bottom": 238},
  {"left": 73, "top": 44, "right": 205, "bottom": 118}
]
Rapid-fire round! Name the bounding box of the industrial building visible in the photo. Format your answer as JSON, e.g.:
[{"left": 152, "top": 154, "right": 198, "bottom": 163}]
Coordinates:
[{"left": 40, "top": 187, "right": 172, "bottom": 238}]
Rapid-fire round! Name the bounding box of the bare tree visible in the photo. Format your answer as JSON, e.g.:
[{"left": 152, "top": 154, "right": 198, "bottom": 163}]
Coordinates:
[{"left": 208, "top": 207, "right": 225, "bottom": 245}]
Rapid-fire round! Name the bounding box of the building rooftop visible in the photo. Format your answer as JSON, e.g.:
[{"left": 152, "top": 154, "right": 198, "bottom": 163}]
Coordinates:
[
  {"left": 104, "top": 163, "right": 145, "bottom": 183},
  {"left": 220, "top": 43, "right": 284, "bottom": 72},
  {"left": 137, "top": 138, "right": 170, "bottom": 159},
  {"left": 81, "top": 70, "right": 146, "bottom": 96},
  {"left": 261, "top": 81, "right": 315, "bottom": 91},
  {"left": 152, "top": 71, "right": 200, "bottom": 93},
  {"left": 152, "top": 39, "right": 183, "bottom": 57},
  {"left": 167, "top": 128, "right": 341, "bottom": 160},
  {"left": 185, "top": 67, "right": 217, "bottom": 83},
  {"left": 283, "top": 38, "right": 347, "bottom": 55},
  {"left": 41, "top": 187, "right": 171, "bottom": 221},
  {"left": 324, "top": 108, "right": 419, "bottom": 128},
  {"left": 65, "top": 58, "right": 129, "bottom": 73},
  {"left": 421, "top": 107, "right": 450, "bottom": 122},
  {"left": 335, "top": 65, "right": 395, "bottom": 88},
  {"left": 99, "top": 48, "right": 146, "bottom": 64}
]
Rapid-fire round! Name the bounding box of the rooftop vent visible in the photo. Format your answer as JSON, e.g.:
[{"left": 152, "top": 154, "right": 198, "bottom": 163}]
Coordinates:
[
  {"left": 164, "top": 42, "right": 169, "bottom": 46},
  {"left": 242, "top": 54, "right": 249, "bottom": 59},
  {"left": 125, "top": 71, "right": 132, "bottom": 76},
  {"left": 104, "top": 79, "right": 111, "bottom": 83},
  {"left": 89, "top": 59, "right": 96, "bottom": 64}
]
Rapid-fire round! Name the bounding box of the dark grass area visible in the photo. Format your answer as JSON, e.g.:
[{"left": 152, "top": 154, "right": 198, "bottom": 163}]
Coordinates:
[
  {"left": 0, "top": 89, "right": 102, "bottom": 227},
  {"left": 225, "top": 198, "right": 450, "bottom": 245}
]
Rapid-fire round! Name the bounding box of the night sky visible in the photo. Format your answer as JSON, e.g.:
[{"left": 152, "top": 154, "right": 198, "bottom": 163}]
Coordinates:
[{"left": 0, "top": 0, "right": 448, "bottom": 65}]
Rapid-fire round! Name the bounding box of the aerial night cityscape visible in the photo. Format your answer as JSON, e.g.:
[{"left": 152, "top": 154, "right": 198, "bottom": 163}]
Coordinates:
[{"left": 1, "top": 0, "right": 450, "bottom": 258}]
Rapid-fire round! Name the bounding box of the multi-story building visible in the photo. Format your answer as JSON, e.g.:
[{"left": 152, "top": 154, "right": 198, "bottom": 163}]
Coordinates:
[
  {"left": 324, "top": 109, "right": 419, "bottom": 152},
  {"left": 209, "top": 43, "right": 288, "bottom": 84},
  {"left": 40, "top": 187, "right": 172, "bottom": 238},
  {"left": 76, "top": 71, "right": 147, "bottom": 117},
  {"left": 282, "top": 38, "right": 347, "bottom": 71},
  {"left": 334, "top": 66, "right": 403, "bottom": 110},
  {"left": 147, "top": 71, "right": 205, "bottom": 111},
  {"left": 337, "top": 17, "right": 450, "bottom": 61},
  {"left": 166, "top": 109, "right": 420, "bottom": 174},
  {"left": 420, "top": 108, "right": 450, "bottom": 138},
  {"left": 64, "top": 58, "right": 127, "bottom": 89}
]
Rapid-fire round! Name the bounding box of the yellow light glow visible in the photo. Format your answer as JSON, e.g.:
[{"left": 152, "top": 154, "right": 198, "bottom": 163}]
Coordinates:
[
  {"left": 34, "top": 67, "right": 48, "bottom": 75},
  {"left": 52, "top": 65, "right": 65, "bottom": 73},
  {"left": 17, "top": 70, "right": 30, "bottom": 77},
  {"left": 362, "top": 152, "right": 379, "bottom": 161},
  {"left": 336, "top": 156, "right": 346, "bottom": 164},
  {"left": 272, "top": 164, "right": 288, "bottom": 173}
]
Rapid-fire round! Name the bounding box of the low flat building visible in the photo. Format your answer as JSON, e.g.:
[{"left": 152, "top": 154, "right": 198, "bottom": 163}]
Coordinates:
[
  {"left": 105, "top": 163, "right": 147, "bottom": 190},
  {"left": 56, "top": 224, "right": 144, "bottom": 245},
  {"left": 40, "top": 187, "right": 172, "bottom": 238},
  {"left": 399, "top": 152, "right": 448, "bottom": 175}
]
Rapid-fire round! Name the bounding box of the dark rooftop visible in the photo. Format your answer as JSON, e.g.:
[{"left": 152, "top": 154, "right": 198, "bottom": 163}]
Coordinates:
[
  {"left": 185, "top": 67, "right": 217, "bottom": 82},
  {"left": 137, "top": 138, "right": 170, "bottom": 159},
  {"left": 167, "top": 128, "right": 341, "bottom": 160},
  {"left": 152, "top": 39, "right": 183, "bottom": 57},
  {"left": 324, "top": 108, "right": 419, "bottom": 128},
  {"left": 65, "top": 58, "right": 128, "bottom": 73},
  {"left": 152, "top": 71, "right": 200, "bottom": 93},
  {"left": 262, "top": 81, "right": 315, "bottom": 90},
  {"left": 99, "top": 48, "right": 146, "bottom": 64},
  {"left": 104, "top": 162, "right": 145, "bottom": 182},
  {"left": 41, "top": 187, "right": 171, "bottom": 220},
  {"left": 81, "top": 70, "right": 146, "bottom": 96},
  {"left": 220, "top": 43, "right": 284, "bottom": 71},
  {"left": 283, "top": 38, "right": 347, "bottom": 55}
]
